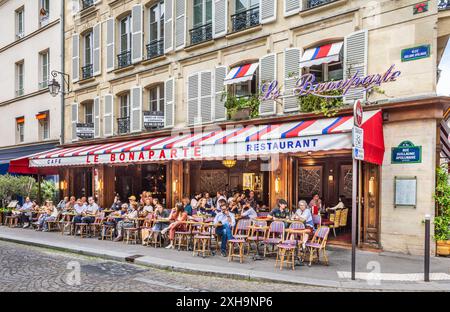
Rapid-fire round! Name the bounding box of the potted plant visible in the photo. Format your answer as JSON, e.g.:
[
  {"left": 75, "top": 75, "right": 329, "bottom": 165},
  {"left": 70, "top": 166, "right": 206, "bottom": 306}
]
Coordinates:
[
  {"left": 224, "top": 93, "right": 260, "bottom": 121},
  {"left": 299, "top": 89, "right": 344, "bottom": 117},
  {"left": 434, "top": 166, "right": 450, "bottom": 256}
]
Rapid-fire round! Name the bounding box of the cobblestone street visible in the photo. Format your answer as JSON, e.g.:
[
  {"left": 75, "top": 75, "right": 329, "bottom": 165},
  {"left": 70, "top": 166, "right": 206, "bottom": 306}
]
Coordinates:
[{"left": 0, "top": 241, "right": 347, "bottom": 292}]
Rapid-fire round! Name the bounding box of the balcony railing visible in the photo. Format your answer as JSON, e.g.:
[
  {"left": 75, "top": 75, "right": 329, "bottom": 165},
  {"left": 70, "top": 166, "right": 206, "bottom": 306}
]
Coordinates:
[
  {"left": 306, "top": 0, "right": 336, "bottom": 9},
  {"left": 117, "top": 50, "right": 131, "bottom": 68},
  {"left": 439, "top": 0, "right": 450, "bottom": 10},
  {"left": 146, "top": 40, "right": 164, "bottom": 60},
  {"left": 76, "top": 123, "right": 94, "bottom": 139},
  {"left": 231, "top": 7, "right": 260, "bottom": 33},
  {"left": 189, "top": 23, "right": 213, "bottom": 45},
  {"left": 82, "top": 64, "right": 93, "bottom": 80},
  {"left": 82, "top": 0, "right": 95, "bottom": 10},
  {"left": 117, "top": 117, "right": 130, "bottom": 135}
]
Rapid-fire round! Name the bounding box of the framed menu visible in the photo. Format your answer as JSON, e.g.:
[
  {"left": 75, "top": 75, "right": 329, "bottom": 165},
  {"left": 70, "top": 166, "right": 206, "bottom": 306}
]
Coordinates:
[{"left": 394, "top": 176, "right": 417, "bottom": 208}]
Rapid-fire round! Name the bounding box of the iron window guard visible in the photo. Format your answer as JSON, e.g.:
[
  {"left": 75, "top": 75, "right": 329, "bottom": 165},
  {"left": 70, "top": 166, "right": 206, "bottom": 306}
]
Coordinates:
[{"left": 231, "top": 7, "right": 260, "bottom": 33}]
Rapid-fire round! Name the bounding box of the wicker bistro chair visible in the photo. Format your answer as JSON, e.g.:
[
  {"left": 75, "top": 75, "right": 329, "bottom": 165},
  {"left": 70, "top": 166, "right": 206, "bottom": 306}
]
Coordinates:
[
  {"left": 192, "top": 222, "right": 214, "bottom": 258},
  {"left": 321, "top": 209, "right": 341, "bottom": 237},
  {"left": 275, "top": 243, "right": 296, "bottom": 271},
  {"left": 89, "top": 213, "right": 106, "bottom": 237},
  {"left": 263, "top": 221, "right": 285, "bottom": 257},
  {"left": 246, "top": 220, "right": 268, "bottom": 255},
  {"left": 233, "top": 219, "right": 252, "bottom": 239},
  {"left": 339, "top": 208, "right": 349, "bottom": 232},
  {"left": 46, "top": 212, "right": 62, "bottom": 232},
  {"left": 4, "top": 214, "right": 19, "bottom": 228},
  {"left": 123, "top": 218, "right": 141, "bottom": 245},
  {"left": 226, "top": 219, "right": 252, "bottom": 263},
  {"left": 305, "top": 226, "right": 331, "bottom": 266},
  {"left": 174, "top": 221, "right": 192, "bottom": 251}
]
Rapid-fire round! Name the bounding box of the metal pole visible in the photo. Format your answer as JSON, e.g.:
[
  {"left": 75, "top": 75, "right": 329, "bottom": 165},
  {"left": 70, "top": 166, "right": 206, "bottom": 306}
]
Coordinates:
[
  {"left": 424, "top": 214, "right": 431, "bottom": 282},
  {"left": 358, "top": 160, "right": 362, "bottom": 246},
  {"left": 351, "top": 159, "right": 358, "bottom": 280},
  {"left": 60, "top": 0, "right": 65, "bottom": 145}
]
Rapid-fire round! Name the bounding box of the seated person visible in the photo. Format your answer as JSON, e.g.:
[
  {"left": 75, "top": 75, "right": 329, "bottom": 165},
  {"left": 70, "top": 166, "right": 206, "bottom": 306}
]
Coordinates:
[
  {"left": 241, "top": 203, "right": 257, "bottom": 220},
  {"left": 204, "top": 192, "right": 213, "bottom": 208},
  {"left": 110, "top": 194, "right": 122, "bottom": 211},
  {"left": 64, "top": 196, "right": 76, "bottom": 212},
  {"left": 142, "top": 197, "right": 154, "bottom": 216},
  {"left": 182, "top": 196, "right": 193, "bottom": 216},
  {"left": 114, "top": 203, "right": 139, "bottom": 242},
  {"left": 309, "top": 193, "right": 322, "bottom": 215},
  {"left": 267, "top": 199, "right": 289, "bottom": 220},
  {"left": 37, "top": 201, "right": 59, "bottom": 232},
  {"left": 19, "top": 196, "right": 34, "bottom": 228},
  {"left": 57, "top": 197, "right": 69, "bottom": 211},
  {"left": 161, "top": 203, "right": 188, "bottom": 249},
  {"left": 81, "top": 197, "right": 99, "bottom": 224},
  {"left": 152, "top": 204, "right": 170, "bottom": 232},
  {"left": 293, "top": 200, "right": 314, "bottom": 248},
  {"left": 213, "top": 203, "right": 236, "bottom": 257},
  {"left": 101, "top": 204, "right": 128, "bottom": 238},
  {"left": 327, "top": 195, "right": 345, "bottom": 212},
  {"left": 72, "top": 198, "right": 87, "bottom": 224},
  {"left": 229, "top": 201, "right": 240, "bottom": 215}
]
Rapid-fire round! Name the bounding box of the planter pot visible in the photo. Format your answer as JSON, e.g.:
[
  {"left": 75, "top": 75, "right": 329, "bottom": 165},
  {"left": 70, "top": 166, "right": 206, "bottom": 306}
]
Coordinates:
[
  {"left": 437, "top": 241, "right": 450, "bottom": 256},
  {"left": 230, "top": 107, "right": 251, "bottom": 121}
]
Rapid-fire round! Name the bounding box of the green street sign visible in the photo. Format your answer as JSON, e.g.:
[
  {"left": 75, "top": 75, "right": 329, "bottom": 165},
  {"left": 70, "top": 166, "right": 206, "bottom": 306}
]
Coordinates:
[{"left": 391, "top": 141, "right": 422, "bottom": 164}]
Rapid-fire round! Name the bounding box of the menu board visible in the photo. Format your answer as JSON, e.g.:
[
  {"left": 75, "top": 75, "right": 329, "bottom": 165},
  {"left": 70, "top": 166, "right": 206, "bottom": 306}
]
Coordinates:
[{"left": 394, "top": 177, "right": 417, "bottom": 207}]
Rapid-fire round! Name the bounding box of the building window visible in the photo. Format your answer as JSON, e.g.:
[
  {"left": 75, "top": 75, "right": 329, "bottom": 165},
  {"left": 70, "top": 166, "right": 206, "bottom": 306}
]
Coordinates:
[
  {"left": 118, "top": 93, "right": 130, "bottom": 134},
  {"left": 39, "top": 50, "right": 49, "bottom": 89},
  {"left": 82, "top": 31, "right": 93, "bottom": 79},
  {"left": 84, "top": 102, "right": 93, "bottom": 124},
  {"left": 39, "top": 0, "right": 49, "bottom": 27},
  {"left": 118, "top": 15, "right": 132, "bottom": 68},
  {"left": 16, "top": 7, "right": 25, "bottom": 39},
  {"left": 190, "top": 0, "right": 212, "bottom": 45},
  {"left": 37, "top": 112, "right": 50, "bottom": 140},
  {"left": 300, "top": 42, "right": 344, "bottom": 83},
  {"left": 16, "top": 117, "right": 25, "bottom": 143},
  {"left": 147, "top": 1, "right": 164, "bottom": 59},
  {"left": 149, "top": 84, "right": 165, "bottom": 113},
  {"left": 304, "top": 61, "right": 343, "bottom": 82},
  {"left": 232, "top": 0, "right": 260, "bottom": 32},
  {"left": 15, "top": 61, "right": 24, "bottom": 97},
  {"left": 231, "top": 75, "right": 257, "bottom": 98}
]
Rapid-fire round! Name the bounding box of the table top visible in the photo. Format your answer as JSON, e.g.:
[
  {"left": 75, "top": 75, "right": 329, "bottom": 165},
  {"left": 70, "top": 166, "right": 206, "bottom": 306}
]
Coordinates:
[{"left": 285, "top": 228, "right": 309, "bottom": 234}]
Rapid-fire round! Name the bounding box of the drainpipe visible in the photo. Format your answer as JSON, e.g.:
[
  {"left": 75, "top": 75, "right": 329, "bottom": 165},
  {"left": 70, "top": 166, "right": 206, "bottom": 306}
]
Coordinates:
[{"left": 60, "top": 0, "right": 65, "bottom": 145}]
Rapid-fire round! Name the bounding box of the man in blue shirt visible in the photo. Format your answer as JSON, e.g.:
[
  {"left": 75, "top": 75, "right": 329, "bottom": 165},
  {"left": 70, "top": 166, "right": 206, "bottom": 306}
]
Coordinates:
[
  {"left": 213, "top": 203, "right": 235, "bottom": 257},
  {"left": 19, "top": 197, "right": 34, "bottom": 228},
  {"left": 182, "top": 196, "right": 193, "bottom": 216}
]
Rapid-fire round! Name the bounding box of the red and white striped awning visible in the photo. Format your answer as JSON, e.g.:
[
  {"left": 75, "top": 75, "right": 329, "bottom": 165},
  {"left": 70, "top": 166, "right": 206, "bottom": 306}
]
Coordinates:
[
  {"left": 224, "top": 63, "right": 259, "bottom": 85},
  {"left": 28, "top": 110, "right": 383, "bottom": 168},
  {"left": 300, "top": 42, "right": 343, "bottom": 68}
]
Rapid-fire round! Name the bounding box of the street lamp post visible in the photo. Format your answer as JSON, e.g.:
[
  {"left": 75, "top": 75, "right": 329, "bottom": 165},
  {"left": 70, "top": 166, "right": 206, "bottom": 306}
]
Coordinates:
[{"left": 48, "top": 70, "right": 71, "bottom": 97}]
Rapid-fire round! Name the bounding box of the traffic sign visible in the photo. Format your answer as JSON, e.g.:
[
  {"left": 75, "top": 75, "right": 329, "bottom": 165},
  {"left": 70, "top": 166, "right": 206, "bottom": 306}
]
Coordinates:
[
  {"left": 354, "top": 100, "right": 363, "bottom": 127},
  {"left": 353, "top": 147, "right": 364, "bottom": 161},
  {"left": 352, "top": 126, "right": 364, "bottom": 149}
]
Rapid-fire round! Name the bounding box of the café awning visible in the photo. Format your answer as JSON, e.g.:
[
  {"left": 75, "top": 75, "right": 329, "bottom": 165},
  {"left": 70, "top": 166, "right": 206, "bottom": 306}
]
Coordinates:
[
  {"left": 224, "top": 63, "right": 259, "bottom": 85},
  {"left": 300, "top": 42, "right": 343, "bottom": 68},
  {"left": 26, "top": 110, "right": 384, "bottom": 168},
  {"left": 4, "top": 143, "right": 59, "bottom": 175}
]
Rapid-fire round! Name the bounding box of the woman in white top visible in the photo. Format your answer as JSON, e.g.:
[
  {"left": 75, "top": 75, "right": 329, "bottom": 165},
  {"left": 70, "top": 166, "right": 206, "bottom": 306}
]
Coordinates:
[{"left": 293, "top": 200, "right": 314, "bottom": 248}]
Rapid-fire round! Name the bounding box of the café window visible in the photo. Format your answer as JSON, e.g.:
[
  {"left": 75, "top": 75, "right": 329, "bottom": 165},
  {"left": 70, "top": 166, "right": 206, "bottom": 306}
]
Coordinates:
[
  {"left": 118, "top": 93, "right": 130, "bottom": 134},
  {"left": 148, "top": 84, "right": 165, "bottom": 113},
  {"left": 193, "top": 0, "right": 212, "bottom": 28},
  {"left": 82, "top": 31, "right": 93, "bottom": 79},
  {"left": 300, "top": 42, "right": 344, "bottom": 83},
  {"left": 39, "top": 0, "right": 49, "bottom": 27},
  {"left": 83, "top": 102, "right": 93, "bottom": 124},
  {"left": 224, "top": 63, "right": 259, "bottom": 98},
  {"left": 36, "top": 112, "right": 50, "bottom": 140},
  {"left": 16, "top": 117, "right": 25, "bottom": 143}
]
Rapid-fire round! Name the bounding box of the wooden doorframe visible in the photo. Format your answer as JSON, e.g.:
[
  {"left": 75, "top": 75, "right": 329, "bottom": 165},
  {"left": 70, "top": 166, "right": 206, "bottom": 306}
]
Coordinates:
[{"left": 361, "top": 163, "right": 381, "bottom": 248}]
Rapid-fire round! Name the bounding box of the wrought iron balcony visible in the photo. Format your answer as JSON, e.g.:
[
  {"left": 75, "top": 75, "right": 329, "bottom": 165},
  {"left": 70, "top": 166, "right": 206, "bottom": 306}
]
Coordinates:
[
  {"left": 439, "top": 0, "right": 450, "bottom": 10},
  {"left": 231, "top": 7, "right": 260, "bottom": 33},
  {"left": 306, "top": 0, "right": 336, "bottom": 9},
  {"left": 117, "top": 50, "right": 131, "bottom": 68},
  {"left": 189, "top": 23, "right": 213, "bottom": 45},
  {"left": 82, "top": 64, "right": 93, "bottom": 80},
  {"left": 76, "top": 123, "right": 94, "bottom": 139},
  {"left": 146, "top": 40, "right": 164, "bottom": 60},
  {"left": 143, "top": 111, "right": 164, "bottom": 130},
  {"left": 82, "top": 0, "right": 95, "bottom": 10},
  {"left": 117, "top": 117, "right": 130, "bottom": 135}
]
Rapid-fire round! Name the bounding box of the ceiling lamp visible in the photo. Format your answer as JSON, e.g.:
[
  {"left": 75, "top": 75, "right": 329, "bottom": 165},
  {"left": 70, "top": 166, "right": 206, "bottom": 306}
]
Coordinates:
[{"left": 222, "top": 159, "right": 237, "bottom": 168}]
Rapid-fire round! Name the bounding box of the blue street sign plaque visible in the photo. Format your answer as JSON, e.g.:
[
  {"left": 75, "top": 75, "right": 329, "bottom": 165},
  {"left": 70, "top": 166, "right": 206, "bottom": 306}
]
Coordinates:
[
  {"left": 401, "top": 45, "right": 430, "bottom": 62},
  {"left": 391, "top": 141, "right": 422, "bottom": 164}
]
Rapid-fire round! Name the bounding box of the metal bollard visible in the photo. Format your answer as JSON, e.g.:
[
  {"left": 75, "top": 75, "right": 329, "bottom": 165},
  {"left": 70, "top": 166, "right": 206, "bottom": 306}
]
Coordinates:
[{"left": 424, "top": 214, "right": 431, "bottom": 282}]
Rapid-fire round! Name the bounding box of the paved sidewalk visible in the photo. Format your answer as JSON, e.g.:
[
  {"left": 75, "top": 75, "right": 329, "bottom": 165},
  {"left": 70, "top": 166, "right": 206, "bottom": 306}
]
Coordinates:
[{"left": 0, "top": 226, "right": 449, "bottom": 291}]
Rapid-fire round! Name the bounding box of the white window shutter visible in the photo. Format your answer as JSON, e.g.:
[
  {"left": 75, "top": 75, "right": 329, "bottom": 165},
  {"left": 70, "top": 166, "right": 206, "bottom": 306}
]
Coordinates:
[
  {"left": 187, "top": 73, "right": 199, "bottom": 126},
  {"left": 106, "top": 18, "right": 115, "bottom": 72},
  {"left": 164, "top": 0, "right": 174, "bottom": 53},
  {"left": 175, "top": 0, "right": 186, "bottom": 50},
  {"left": 72, "top": 34, "right": 79, "bottom": 82},
  {"left": 260, "top": 0, "right": 277, "bottom": 24},
  {"left": 71, "top": 102, "right": 78, "bottom": 141},
  {"left": 93, "top": 23, "right": 101, "bottom": 76},
  {"left": 103, "top": 94, "right": 114, "bottom": 136},
  {"left": 200, "top": 71, "right": 213, "bottom": 123},
  {"left": 130, "top": 86, "right": 143, "bottom": 133},
  {"left": 259, "top": 53, "right": 277, "bottom": 116},
  {"left": 344, "top": 29, "right": 368, "bottom": 103},
  {"left": 283, "top": 48, "right": 301, "bottom": 113},
  {"left": 164, "top": 78, "right": 175, "bottom": 127},
  {"left": 94, "top": 96, "right": 100, "bottom": 138},
  {"left": 131, "top": 4, "right": 143, "bottom": 63},
  {"left": 213, "top": 0, "right": 227, "bottom": 38},
  {"left": 284, "top": 0, "right": 301, "bottom": 17},
  {"left": 214, "top": 66, "right": 227, "bottom": 121},
  {"left": 71, "top": 1, "right": 80, "bottom": 16}
]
